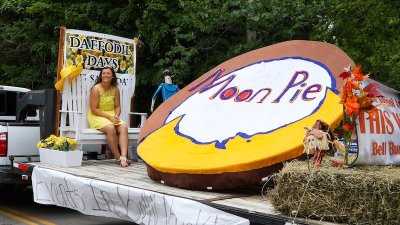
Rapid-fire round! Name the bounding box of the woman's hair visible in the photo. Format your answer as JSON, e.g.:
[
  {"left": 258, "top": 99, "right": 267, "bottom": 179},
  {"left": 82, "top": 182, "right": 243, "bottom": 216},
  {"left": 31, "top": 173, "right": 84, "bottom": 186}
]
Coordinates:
[{"left": 93, "top": 66, "right": 118, "bottom": 87}]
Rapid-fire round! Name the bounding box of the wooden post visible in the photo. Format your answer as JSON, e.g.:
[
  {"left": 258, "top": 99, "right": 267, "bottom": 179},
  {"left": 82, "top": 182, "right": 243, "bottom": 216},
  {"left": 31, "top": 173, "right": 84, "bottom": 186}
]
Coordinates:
[
  {"left": 130, "top": 37, "right": 138, "bottom": 127},
  {"left": 54, "top": 26, "right": 66, "bottom": 135}
]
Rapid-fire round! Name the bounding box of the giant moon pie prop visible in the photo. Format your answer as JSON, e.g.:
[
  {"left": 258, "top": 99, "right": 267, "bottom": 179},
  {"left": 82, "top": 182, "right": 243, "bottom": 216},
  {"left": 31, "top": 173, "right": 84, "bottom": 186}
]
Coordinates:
[{"left": 138, "top": 40, "right": 354, "bottom": 190}]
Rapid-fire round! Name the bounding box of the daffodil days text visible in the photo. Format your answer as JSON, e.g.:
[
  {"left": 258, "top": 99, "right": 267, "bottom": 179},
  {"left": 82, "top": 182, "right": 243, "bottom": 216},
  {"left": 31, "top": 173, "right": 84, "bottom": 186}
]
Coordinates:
[{"left": 69, "top": 36, "right": 131, "bottom": 69}]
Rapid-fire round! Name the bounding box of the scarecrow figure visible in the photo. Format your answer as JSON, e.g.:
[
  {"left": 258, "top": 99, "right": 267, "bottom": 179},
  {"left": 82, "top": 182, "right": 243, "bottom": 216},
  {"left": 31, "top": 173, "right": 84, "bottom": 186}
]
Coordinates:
[
  {"left": 150, "top": 70, "right": 180, "bottom": 112},
  {"left": 303, "top": 119, "right": 335, "bottom": 166}
]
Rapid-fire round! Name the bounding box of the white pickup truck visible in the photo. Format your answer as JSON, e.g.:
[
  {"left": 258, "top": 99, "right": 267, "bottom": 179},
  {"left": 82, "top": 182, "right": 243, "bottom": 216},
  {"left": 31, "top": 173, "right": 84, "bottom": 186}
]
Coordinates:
[
  {"left": 1, "top": 85, "right": 104, "bottom": 185},
  {"left": 0, "top": 85, "right": 41, "bottom": 185}
]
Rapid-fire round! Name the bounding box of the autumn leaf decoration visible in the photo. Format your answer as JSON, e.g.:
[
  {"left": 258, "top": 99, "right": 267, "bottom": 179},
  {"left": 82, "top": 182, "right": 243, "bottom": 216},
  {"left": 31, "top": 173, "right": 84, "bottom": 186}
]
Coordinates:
[
  {"left": 339, "top": 65, "right": 382, "bottom": 164},
  {"left": 339, "top": 65, "right": 382, "bottom": 120}
]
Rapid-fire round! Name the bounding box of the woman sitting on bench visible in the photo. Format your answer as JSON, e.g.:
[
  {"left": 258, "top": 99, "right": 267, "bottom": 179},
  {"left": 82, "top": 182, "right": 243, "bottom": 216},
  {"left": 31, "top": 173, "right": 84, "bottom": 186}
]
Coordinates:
[{"left": 88, "top": 66, "right": 131, "bottom": 167}]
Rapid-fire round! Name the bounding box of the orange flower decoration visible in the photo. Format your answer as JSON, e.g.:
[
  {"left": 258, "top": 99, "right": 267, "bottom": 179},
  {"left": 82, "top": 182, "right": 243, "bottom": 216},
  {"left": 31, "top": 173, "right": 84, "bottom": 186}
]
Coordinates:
[
  {"left": 352, "top": 65, "right": 368, "bottom": 81},
  {"left": 342, "top": 122, "right": 355, "bottom": 132},
  {"left": 344, "top": 97, "right": 360, "bottom": 116},
  {"left": 367, "top": 106, "right": 378, "bottom": 118},
  {"left": 339, "top": 65, "right": 380, "bottom": 118},
  {"left": 338, "top": 65, "right": 380, "bottom": 165}
]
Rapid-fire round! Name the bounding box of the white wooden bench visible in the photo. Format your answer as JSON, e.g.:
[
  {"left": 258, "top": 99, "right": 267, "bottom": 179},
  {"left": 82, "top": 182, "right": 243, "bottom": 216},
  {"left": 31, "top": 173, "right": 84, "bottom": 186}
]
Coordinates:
[{"left": 58, "top": 72, "right": 147, "bottom": 149}]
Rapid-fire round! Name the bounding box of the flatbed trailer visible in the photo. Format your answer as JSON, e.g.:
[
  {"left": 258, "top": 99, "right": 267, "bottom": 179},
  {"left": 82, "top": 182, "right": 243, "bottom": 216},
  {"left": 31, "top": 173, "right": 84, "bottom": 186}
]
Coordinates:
[{"left": 14, "top": 160, "right": 338, "bottom": 225}]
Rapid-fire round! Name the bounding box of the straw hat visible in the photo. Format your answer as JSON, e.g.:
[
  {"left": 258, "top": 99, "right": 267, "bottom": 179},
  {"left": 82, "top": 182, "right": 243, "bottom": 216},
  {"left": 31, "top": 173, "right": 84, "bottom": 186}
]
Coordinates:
[{"left": 54, "top": 65, "right": 83, "bottom": 91}]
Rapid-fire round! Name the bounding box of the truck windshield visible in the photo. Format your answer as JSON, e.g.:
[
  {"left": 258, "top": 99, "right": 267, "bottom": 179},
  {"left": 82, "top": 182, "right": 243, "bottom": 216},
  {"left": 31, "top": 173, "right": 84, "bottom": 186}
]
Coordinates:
[{"left": 0, "top": 90, "right": 37, "bottom": 120}]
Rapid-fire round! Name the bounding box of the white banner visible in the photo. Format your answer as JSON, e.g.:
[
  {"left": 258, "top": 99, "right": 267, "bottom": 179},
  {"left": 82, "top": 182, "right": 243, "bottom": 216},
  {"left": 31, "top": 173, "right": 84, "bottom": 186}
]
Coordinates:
[
  {"left": 353, "top": 79, "right": 400, "bottom": 165},
  {"left": 32, "top": 167, "right": 249, "bottom": 225}
]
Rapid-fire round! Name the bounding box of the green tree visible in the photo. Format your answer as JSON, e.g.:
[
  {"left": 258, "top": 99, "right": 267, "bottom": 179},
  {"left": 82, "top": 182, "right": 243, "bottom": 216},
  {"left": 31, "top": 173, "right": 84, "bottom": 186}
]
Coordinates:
[
  {"left": 320, "top": 0, "right": 400, "bottom": 88},
  {"left": 136, "top": 0, "right": 328, "bottom": 84},
  {"left": 0, "top": 0, "right": 398, "bottom": 112},
  {"left": 0, "top": 0, "right": 140, "bottom": 89}
]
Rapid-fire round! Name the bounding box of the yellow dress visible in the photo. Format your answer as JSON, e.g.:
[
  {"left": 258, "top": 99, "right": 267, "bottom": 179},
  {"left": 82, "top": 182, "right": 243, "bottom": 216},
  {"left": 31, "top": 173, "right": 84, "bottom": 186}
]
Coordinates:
[{"left": 87, "top": 84, "right": 125, "bottom": 129}]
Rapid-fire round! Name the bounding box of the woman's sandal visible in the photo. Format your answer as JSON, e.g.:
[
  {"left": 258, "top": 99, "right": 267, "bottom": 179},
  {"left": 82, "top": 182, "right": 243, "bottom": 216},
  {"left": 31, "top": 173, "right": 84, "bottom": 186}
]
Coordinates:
[{"left": 118, "top": 156, "right": 131, "bottom": 167}]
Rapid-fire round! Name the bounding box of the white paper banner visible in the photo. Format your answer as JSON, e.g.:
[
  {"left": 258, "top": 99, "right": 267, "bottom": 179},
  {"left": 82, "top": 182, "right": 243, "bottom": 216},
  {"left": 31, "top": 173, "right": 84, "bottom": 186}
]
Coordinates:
[
  {"left": 353, "top": 79, "right": 400, "bottom": 165},
  {"left": 32, "top": 167, "right": 249, "bottom": 225}
]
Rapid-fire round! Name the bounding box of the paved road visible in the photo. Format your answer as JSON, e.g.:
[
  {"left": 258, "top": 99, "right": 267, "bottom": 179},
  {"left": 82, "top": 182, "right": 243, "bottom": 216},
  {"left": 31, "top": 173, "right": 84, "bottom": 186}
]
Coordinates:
[{"left": 0, "top": 185, "right": 134, "bottom": 225}]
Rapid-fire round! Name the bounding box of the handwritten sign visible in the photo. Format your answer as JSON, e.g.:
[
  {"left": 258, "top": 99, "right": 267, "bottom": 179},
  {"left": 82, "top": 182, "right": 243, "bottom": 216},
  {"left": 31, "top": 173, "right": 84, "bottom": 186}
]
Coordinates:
[
  {"left": 32, "top": 167, "right": 249, "bottom": 225},
  {"left": 353, "top": 79, "right": 400, "bottom": 165},
  {"left": 167, "top": 58, "right": 335, "bottom": 148}
]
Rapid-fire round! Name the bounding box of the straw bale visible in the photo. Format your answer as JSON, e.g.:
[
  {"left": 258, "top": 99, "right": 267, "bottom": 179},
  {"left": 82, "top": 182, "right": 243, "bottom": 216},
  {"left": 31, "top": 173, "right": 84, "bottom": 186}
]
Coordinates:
[{"left": 268, "top": 159, "right": 400, "bottom": 225}]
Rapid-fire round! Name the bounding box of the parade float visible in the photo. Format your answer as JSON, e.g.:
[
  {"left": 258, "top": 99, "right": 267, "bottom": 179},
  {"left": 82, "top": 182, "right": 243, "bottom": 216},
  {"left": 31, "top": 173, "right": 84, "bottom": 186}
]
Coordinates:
[
  {"left": 137, "top": 40, "right": 352, "bottom": 190},
  {"left": 137, "top": 39, "right": 400, "bottom": 224}
]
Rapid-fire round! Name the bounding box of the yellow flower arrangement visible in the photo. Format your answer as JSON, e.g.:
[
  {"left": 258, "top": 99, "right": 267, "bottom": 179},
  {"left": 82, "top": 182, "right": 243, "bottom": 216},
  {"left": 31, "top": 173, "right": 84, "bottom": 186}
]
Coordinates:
[{"left": 36, "top": 134, "right": 78, "bottom": 151}]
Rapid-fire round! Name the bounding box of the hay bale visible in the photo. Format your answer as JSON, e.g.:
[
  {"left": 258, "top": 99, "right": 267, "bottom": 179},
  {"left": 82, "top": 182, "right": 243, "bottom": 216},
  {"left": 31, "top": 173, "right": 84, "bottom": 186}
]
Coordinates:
[{"left": 269, "top": 159, "right": 400, "bottom": 224}]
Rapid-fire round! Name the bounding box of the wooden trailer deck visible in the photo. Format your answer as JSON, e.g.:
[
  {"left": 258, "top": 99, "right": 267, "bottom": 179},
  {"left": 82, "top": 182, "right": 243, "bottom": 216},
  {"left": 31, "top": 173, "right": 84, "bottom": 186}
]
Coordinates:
[{"left": 23, "top": 160, "right": 338, "bottom": 225}]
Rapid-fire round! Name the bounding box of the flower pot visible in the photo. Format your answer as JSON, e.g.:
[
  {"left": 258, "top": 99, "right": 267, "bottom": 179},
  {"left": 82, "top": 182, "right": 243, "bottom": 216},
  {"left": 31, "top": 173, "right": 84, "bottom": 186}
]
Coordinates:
[{"left": 39, "top": 148, "right": 83, "bottom": 167}]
